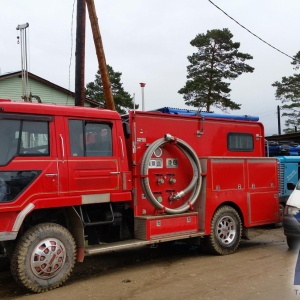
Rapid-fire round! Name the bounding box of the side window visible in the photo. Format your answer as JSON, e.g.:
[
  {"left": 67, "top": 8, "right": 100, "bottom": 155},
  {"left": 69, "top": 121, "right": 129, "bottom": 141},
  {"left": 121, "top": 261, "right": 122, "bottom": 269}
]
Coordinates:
[
  {"left": 69, "top": 120, "right": 112, "bottom": 157},
  {"left": 86, "top": 123, "right": 112, "bottom": 157},
  {"left": 0, "top": 171, "right": 41, "bottom": 203},
  {"left": 69, "top": 120, "right": 84, "bottom": 157},
  {"left": 20, "top": 121, "right": 49, "bottom": 155},
  {"left": 0, "top": 119, "right": 49, "bottom": 166},
  {"left": 228, "top": 133, "right": 254, "bottom": 152}
]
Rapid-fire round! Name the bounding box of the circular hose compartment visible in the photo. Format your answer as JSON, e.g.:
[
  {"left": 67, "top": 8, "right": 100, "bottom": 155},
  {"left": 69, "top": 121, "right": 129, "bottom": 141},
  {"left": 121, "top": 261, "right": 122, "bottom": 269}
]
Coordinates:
[{"left": 140, "top": 134, "right": 202, "bottom": 214}]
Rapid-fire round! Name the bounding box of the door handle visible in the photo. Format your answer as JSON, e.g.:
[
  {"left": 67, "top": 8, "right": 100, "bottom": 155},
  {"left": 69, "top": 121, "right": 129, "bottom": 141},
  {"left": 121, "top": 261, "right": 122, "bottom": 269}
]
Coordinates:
[
  {"left": 45, "top": 173, "right": 58, "bottom": 177},
  {"left": 110, "top": 172, "right": 120, "bottom": 175}
]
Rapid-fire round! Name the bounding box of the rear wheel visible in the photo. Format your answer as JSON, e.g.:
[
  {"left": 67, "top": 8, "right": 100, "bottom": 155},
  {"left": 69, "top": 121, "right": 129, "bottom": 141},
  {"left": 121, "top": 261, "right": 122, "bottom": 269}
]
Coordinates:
[
  {"left": 204, "top": 205, "right": 242, "bottom": 255},
  {"left": 11, "top": 223, "right": 76, "bottom": 293}
]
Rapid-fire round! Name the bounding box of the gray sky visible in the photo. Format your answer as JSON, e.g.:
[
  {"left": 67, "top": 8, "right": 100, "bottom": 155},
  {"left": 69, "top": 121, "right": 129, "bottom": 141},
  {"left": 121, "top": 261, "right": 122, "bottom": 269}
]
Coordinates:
[{"left": 1, "top": 0, "right": 300, "bottom": 135}]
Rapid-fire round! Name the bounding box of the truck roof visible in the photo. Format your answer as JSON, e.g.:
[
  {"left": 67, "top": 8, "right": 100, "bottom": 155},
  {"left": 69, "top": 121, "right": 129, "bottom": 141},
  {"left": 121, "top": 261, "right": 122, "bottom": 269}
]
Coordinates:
[{"left": 0, "top": 99, "right": 121, "bottom": 120}]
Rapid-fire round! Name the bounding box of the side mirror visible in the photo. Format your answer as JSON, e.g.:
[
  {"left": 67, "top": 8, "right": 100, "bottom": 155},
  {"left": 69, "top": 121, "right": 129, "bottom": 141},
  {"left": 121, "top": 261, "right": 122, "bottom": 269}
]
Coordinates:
[
  {"left": 122, "top": 122, "right": 131, "bottom": 139},
  {"left": 287, "top": 182, "right": 296, "bottom": 190}
]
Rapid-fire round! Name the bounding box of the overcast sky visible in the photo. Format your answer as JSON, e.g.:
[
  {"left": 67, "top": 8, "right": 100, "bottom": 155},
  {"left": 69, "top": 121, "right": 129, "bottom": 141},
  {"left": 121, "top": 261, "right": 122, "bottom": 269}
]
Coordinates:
[{"left": 1, "top": 0, "right": 300, "bottom": 135}]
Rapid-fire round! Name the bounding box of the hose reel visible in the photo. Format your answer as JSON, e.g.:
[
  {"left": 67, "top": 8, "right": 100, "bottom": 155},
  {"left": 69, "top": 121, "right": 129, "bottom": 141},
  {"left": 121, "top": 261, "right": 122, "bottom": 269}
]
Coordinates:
[{"left": 140, "top": 134, "right": 202, "bottom": 214}]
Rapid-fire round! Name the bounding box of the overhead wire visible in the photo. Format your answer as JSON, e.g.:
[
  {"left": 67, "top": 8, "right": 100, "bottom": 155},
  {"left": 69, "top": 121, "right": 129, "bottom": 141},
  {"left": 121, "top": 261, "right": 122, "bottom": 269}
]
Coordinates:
[{"left": 208, "top": 0, "right": 299, "bottom": 63}]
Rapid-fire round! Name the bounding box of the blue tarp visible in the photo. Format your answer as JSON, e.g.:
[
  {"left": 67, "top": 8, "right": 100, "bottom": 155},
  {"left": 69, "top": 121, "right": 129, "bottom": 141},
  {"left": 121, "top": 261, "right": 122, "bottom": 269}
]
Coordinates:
[{"left": 157, "top": 107, "right": 259, "bottom": 121}]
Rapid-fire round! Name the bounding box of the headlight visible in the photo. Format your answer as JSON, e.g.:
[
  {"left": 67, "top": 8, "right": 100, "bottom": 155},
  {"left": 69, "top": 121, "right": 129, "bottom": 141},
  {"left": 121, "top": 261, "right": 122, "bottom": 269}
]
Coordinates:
[{"left": 285, "top": 205, "right": 300, "bottom": 216}]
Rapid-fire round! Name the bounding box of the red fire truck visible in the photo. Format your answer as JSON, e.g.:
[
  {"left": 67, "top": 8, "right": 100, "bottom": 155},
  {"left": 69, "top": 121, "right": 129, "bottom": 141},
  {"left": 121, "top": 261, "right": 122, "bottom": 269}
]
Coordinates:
[{"left": 0, "top": 100, "right": 279, "bottom": 292}]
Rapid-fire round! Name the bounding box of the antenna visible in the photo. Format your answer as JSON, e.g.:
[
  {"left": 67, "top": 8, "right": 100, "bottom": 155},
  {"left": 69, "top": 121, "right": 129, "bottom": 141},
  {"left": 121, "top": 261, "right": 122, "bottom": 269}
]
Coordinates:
[{"left": 16, "top": 22, "right": 30, "bottom": 102}]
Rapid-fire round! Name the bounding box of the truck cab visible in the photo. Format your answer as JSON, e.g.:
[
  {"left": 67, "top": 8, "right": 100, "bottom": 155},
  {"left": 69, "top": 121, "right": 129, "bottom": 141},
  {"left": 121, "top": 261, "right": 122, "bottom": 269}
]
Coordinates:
[{"left": 0, "top": 100, "right": 133, "bottom": 245}]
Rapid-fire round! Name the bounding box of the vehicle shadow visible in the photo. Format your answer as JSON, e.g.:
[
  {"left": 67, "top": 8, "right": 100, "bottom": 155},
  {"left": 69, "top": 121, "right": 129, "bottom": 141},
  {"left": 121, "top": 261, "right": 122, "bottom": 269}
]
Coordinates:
[{"left": 0, "top": 242, "right": 209, "bottom": 298}]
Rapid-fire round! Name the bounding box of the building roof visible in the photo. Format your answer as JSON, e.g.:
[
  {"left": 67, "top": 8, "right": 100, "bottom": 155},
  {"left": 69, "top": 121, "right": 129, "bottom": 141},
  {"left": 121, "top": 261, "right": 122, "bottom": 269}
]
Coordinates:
[
  {"left": 266, "top": 132, "right": 300, "bottom": 143},
  {"left": 0, "top": 71, "right": 99, "bottom": 107}
]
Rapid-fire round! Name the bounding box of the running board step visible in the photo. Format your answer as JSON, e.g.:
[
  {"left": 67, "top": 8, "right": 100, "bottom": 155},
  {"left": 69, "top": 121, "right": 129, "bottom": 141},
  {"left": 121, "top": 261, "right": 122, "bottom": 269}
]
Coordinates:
[{"left": 85, "top": 233, "right": 205, "bottom": 256}]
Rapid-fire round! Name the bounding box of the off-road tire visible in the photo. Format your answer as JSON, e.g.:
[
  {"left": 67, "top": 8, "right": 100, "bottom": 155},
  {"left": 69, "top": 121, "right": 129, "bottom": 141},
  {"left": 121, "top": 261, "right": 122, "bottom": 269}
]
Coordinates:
[
  {"left": 10, "top": 223, "right": 76, "bottom": 293},
  {"left": 203, "top": 205, "right": 242, "bottom": 255}
]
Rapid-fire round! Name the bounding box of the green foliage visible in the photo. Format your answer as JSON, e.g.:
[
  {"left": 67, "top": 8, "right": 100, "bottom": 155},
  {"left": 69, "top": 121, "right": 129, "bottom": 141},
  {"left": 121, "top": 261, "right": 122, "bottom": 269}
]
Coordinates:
[
  {"left": 179, "top": 28, "right": 254, "bottom": 112},
  {"left": 272, "top": 51, "right": 300, "bottom": 133},
  {"left": 85, "top": 65, "right": 138, "bottom": 114}
]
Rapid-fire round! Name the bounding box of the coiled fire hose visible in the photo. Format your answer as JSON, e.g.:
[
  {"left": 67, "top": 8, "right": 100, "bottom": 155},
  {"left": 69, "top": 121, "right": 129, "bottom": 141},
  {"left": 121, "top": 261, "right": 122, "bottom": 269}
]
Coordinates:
[{"left": 140, "top": 134, "right": 202, "bottom": 214}]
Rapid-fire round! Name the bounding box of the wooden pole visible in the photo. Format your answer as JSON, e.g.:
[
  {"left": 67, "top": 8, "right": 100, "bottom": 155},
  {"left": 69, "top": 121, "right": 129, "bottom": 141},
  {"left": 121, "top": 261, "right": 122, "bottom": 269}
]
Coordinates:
[
  {"left": 75, "top": 0, "right": 86, "bottom": 106},
  {"left": 86, "top": 0, "right": 116, "bottom": 111}
]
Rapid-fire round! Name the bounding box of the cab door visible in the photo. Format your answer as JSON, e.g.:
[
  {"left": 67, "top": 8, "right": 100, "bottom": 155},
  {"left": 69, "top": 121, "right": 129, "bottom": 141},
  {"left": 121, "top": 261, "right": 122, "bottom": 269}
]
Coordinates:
[
  {"left": 65, "top": 118, "right": 121, "bottom": 199},
  {"left": 0, "top": 116, "right": 59, "bottom": 204}
]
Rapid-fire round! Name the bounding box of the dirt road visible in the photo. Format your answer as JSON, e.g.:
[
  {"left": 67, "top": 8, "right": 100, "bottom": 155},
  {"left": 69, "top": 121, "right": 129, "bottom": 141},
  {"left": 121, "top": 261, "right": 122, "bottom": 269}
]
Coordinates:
[{"left": 1, "top": 226, "right": 300, "bottom": 300}]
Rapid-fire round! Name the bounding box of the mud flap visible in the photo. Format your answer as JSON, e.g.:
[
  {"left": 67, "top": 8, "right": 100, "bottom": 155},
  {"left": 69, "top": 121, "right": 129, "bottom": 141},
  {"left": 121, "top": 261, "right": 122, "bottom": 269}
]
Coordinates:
[{"left": 242, "top": 226, "right": 250, "bottom": 240}]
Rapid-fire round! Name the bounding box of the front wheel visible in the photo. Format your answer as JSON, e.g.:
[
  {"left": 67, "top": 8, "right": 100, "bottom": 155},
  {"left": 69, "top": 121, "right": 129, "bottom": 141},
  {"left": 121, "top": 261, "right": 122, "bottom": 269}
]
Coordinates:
[
  {"left": 287, "top": 237, "right": 300, "bottom": 250},
  {"left": 204, "top": 205, "right": 242, "bottom": 255},
  {"left": 10, "top": 223, "right": 76, "bottom": 293}
]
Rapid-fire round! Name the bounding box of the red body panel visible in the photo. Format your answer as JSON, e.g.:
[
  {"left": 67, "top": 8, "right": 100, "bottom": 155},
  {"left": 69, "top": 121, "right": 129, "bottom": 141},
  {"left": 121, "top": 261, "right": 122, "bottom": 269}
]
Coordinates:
[
  {"left": 201, "top": 157, "right": 279, "bottom": 233},
  {"left": 135, "top": 212, "right": 198, "bottom": 240}
]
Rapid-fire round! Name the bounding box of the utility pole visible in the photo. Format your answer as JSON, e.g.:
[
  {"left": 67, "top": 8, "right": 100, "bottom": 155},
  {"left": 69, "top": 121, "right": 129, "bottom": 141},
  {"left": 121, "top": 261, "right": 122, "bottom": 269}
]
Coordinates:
[
  {"left": 277, "top": 105, "right": 281, "bottom": 135},
  {"left": 75, "top": 0, "right": 86, "bottom": 106},
  {"left": 16, "top": 22, "right": 30, "bottom": 102},
  {"left": 86, "top": 0, "right": 115, "bottom": 111}
]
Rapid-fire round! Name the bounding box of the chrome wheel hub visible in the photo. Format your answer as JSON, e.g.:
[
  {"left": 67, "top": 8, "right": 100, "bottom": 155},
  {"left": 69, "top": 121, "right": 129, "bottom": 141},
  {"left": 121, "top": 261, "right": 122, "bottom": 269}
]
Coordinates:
[
  {"left": 30, "top": 238, "right": 66, "bottom": 279},
  {"left": 216, "top": 216, "right": 236, "bottom": 245}
]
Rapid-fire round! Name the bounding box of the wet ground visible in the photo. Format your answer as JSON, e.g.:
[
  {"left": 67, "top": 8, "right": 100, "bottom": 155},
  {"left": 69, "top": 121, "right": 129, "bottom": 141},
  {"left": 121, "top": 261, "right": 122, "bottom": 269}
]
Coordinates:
[{"left": 0, "top": 226, "right": 299, "bottom": 300}]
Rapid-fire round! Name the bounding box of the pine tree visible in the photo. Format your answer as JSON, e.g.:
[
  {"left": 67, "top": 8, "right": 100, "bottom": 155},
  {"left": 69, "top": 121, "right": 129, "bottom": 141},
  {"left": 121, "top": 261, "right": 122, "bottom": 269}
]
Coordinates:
[
  {"left": 179, "top": 28, "right": 254, "bottom": 112},
  {"left": 85, "top": 65, "right": 137, "bottom": 114},
  {"left": 272, "top": 51, "right": 300, "bottom": 133}
]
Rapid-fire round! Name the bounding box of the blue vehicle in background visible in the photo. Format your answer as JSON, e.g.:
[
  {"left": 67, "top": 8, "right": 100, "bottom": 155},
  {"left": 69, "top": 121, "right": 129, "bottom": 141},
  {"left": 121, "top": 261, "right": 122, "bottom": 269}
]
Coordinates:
[
  {"left": 266, "top": 137, "right": 300, "bottom": 248},
  {"left": 266, "top": 141, "right": 300, "bottom": 205},
  {"left": 277, "top": 156, "right": 300, "bottom": 203},
  {"left": 265, "top": 141, "right": 300, "bottom": 230}
]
